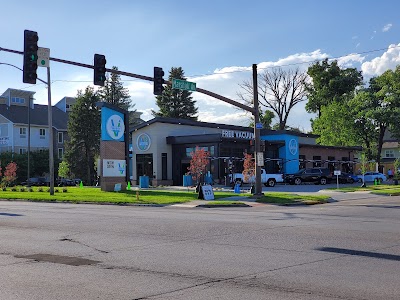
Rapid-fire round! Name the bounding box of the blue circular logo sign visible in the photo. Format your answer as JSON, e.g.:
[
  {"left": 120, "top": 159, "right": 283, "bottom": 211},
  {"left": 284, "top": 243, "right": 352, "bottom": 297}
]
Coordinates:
[
  {"left": 137, "top": 133, "right": 151, "bottom": 151},
  {"left": 106, "top": 115, "right": 125, "bottom": 140},
  {"left": 288, "top": 139, "right": 298, "bottom": 155}
]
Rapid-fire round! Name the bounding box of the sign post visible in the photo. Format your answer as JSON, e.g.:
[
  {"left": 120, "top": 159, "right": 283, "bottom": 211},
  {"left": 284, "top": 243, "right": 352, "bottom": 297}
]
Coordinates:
[
  {"left": 334, "top": 170, "right": 341, "bottom": 189},
  {"left": 37, "top": 47, "right": 50, "bottom": 68}
]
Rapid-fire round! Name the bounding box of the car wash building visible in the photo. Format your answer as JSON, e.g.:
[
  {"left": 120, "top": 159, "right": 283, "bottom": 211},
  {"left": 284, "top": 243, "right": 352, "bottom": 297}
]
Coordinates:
[{"left": 130, "top": 117, "right": 361, "bottom": 186}]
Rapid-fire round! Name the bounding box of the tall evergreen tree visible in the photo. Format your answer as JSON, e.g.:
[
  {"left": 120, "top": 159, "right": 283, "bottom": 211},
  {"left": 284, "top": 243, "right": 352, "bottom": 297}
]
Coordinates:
[
  {"left": 152, "top": 67, "right": 198, "bottom": 120},
  {"left": 64, "top": 87, "right": 101, "bottom": 185},
  {"left": 97, "top": 66, "right": 133, "bottom": 111}
]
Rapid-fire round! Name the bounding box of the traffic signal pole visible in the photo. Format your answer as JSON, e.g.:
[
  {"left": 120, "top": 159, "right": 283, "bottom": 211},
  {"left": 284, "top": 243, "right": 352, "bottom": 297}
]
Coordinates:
[
  {"left": 47, "top": 66, "right": 54, "bottom": 195},
  {"left": 1, "top": 45, "right": 261, "bottom": 194},
  {"left": 252, "top": 64, "right": 263, "bottom": 196}
]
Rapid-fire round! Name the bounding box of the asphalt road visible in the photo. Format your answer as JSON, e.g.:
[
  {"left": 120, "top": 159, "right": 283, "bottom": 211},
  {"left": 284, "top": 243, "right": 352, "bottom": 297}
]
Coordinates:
[{"left": 0, "top": 192, "right": 399, "bottom": 299}]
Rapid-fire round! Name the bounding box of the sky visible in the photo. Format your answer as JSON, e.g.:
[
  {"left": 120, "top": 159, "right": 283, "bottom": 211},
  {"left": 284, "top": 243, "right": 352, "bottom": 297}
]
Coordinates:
[{"left": 1, "top": 0, "right": 400, "bottom": 132}]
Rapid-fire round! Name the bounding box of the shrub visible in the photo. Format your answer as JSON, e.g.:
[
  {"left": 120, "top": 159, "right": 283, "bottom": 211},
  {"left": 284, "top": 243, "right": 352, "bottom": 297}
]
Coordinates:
[
  {"left": 2, "top": 187, "right": 6, "bottom": 191},
  {"left": 38, "top": 187, "right": 44, "bottom": 192},
  {"left": 62, "top": 188, "right": 68, "bottom": 193},
  {"left": 28, "top": 188, "right": 34, "bottom": 192},
  {"left": 19, "top": 187, "right": 26, "bottom": 192},
  {"left": 11, "top": 187, "right": 17, "bottom": 192}
]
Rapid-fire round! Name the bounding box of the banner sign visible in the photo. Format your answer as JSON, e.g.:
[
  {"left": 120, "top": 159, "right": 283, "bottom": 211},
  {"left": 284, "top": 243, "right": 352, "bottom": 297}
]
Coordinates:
[
  {"left": 101, "top": 107, "right": 125, "bottom": 142},
  {"left": 102, "top": 159, "right": 126, "bottom": 177}
]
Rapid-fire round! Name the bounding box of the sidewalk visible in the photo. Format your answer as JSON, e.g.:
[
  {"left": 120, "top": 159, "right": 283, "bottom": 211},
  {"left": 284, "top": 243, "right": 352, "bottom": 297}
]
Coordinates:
[{"left": 133, "top": 184, "right": 259, "bottom": 208}]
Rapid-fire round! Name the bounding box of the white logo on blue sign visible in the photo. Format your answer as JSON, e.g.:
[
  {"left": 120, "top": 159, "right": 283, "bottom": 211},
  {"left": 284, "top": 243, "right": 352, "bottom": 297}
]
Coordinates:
[
  {"left": 106, "top": 115, "right": 124, "bottom": 140},
  {"left": 288, "top": 139, "right": 298, "bottom": 155},
  {"left": 137, "top": 133, "right": 151, "bottom": 151}
]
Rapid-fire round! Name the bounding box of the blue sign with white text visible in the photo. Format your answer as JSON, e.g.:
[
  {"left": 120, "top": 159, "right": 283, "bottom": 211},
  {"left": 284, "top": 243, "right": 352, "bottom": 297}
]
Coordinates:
[{"left": 101, "top": 107, "right": 125, "bottom": 142}]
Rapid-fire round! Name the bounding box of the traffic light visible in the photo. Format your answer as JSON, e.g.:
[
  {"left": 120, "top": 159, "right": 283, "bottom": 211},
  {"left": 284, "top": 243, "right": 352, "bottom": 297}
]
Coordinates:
[
  {"left": 153, "top": 67, "right": 164, "bottom": 95},
  {"left": 23, "top": 30, "right": 39, "bottom": 84},
  {"left": 94, "top": 54, "right": 107, "bottom": 86}
]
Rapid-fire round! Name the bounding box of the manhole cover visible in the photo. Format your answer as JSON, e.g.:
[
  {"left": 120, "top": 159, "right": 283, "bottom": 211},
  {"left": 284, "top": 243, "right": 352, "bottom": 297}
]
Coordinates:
[{"left": 15, "top": 254, "right": 100, "bottom": 266}]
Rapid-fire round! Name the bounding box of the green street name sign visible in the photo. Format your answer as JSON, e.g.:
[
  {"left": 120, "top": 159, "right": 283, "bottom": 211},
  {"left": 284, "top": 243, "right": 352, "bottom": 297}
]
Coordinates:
[{"left": 172, "top": 78, "right": 196, "bottom": 91}]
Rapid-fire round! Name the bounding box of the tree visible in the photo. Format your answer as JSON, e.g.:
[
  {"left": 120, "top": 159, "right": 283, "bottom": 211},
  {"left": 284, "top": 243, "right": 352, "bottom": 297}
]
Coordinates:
[
  {"left": 188, "top": 146, "right": 209, "bottom": 183},
  {"left": 239, "top": 67, "right": 308, "bottom": 130},
  {"left": 65, "top": 87, "right": 101, "bottom": 185},
  {"left": 97, "top": 66, "right": 133, "bottom": 111},
  {"left": 58, "top": 161, "right": 70, "bottom": 179},
  {"left": 242, "top": 153, "right": 255, "bottom": 184},
  {"left": 249, "top": 109, "right": 274, "bottom": 129},
  {"left": 361, "top": 72, "right": 400, "bottom": 166},
  {"left": 306, "top": 59, "right": 363, "bottom": 117},
  {"left": 152, "top": 67, "right": 198, "bottom": 120},
  {"left": 2, "top": 162, "right": 17, "bottom": 187},
  {"left": 311, "top": 102, "right": 359, "bottom": 146}
]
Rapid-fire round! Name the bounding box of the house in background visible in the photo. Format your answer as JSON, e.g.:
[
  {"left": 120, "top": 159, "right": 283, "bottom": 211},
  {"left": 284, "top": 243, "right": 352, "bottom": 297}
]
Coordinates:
[
  {"left": 380, "top": 131, "right": 400, "bottom": 174},
  {"left": 0, "top": 88, "right": 69, "bottom": 160}
]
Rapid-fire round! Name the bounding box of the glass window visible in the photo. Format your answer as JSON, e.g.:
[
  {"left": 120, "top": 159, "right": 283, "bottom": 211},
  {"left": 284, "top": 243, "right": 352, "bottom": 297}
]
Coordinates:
[
  {"left": 299, "top": 155, "right": 306, "bottom": 169},
  {"left": 313, "top": 156, "right": 322, "bottom": 167},
  {"left": 19, "top": 148, "right": 27, "bottom": 154},
  {"left": 20, "top": 127, "right": 27, "bottom": 136},
  {"left": 40, "top": 129, "right": 46, "bottom": 138},
  {"left": 58, "top": 148, "right": 64, "bottom": 159},
  {"left": 385, "top": 150, "right": 395, "bottom": 158},
  {"left": 162, "top": 153, "right": 167, "bottom": 180},
  {"left": 58, "top": 132, "right": 63, "bottom": 143},
  {"left": 11, "top": 97, "right": 25, "bottom": 104}
]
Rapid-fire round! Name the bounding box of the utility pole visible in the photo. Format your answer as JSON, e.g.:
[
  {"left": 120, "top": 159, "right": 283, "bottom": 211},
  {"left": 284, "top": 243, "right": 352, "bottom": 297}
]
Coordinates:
[
  {"left": 252, "top": 64, "right": 263, "bottom": 196},
  {"left": 27, "top": 97, "right": 31, "bottom": 184},
  {"left": 47, "top": 66, "right": 54, "bottom": 195}
]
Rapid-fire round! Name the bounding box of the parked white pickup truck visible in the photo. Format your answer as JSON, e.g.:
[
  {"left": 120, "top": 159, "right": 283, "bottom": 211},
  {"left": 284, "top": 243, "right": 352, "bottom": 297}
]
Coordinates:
[{"left": 229, "top": 169, "right": 284, "bottom": 187}]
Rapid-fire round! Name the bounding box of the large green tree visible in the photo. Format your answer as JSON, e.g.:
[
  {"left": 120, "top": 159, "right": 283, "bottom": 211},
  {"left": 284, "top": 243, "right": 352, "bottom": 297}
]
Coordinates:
[
  {"left": 312, "top": 66, "right": 400, "bottom": 165},
  {"left": 152, "top": 67, "right": 198, "bottom": 120},
  {"left": 306, "top": 59, "right": 363, "bottom": 117},
  {"left": 65, "top": 87, "right": 101, "bottom": 185},
  {"left": 97, "top": 66, "right": 133, "bottom": 111}
]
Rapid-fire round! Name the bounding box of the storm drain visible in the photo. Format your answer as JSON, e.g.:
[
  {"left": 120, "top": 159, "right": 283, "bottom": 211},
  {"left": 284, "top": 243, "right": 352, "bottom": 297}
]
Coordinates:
[{"left": 15, "top": 254, "right": 100, "bottom": 266}]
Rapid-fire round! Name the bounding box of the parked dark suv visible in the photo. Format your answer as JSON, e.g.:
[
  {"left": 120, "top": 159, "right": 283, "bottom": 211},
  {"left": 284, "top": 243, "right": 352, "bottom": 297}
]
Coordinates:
[
  {"left": 21, "top": 177, "right": 49, "bottom": 186},
  {"left": 285, "top": 168, "right": 333, "bottom": 185}
]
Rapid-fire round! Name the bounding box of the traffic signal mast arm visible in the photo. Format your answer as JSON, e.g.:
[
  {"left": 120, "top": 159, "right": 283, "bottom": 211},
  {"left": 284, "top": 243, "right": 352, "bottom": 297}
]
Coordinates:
[{"left": 1, "top": 46, "right": 255, "bottom": 114}]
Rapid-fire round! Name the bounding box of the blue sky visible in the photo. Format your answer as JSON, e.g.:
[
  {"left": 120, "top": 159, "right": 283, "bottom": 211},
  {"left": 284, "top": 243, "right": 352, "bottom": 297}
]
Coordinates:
[{"left": 1, "top": 0, "right": 400, "bottom": 131}]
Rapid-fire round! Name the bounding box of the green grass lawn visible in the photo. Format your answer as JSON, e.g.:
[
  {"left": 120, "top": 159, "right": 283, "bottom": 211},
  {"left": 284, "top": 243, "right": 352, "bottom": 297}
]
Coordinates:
[
  {"left": 332, "top": 184, "right": 400, "bottom": 195},
  {"left": 0, "top": 187, "right": 330, "bottom": 206},
  {"left": 257, "top": 193, "right": 330, "bottom": 205},
  {"left": 0, "top": 187, "right": 246, "bottom": 205}
]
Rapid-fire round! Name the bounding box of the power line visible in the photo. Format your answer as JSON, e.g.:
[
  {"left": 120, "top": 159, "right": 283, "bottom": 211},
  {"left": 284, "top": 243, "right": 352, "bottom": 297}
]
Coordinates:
[{"left": 185, "top": 44, "right": 400, "bottom": 79}]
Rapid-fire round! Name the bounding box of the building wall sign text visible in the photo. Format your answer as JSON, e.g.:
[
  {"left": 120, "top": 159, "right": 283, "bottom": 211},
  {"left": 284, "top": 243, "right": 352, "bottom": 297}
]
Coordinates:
[{"left": 221, "top": 130, "right": 254, "bottom": 140}]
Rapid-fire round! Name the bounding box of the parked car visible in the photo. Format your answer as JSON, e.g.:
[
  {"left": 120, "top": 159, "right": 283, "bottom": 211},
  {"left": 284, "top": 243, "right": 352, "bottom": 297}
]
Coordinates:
[
  {"left": 22, "top": 177, "right": 49, "bottom": 186},
  {"left": 73, "top": 178, "right": 83, "bottom": 185},
  {"left": 57, "top": 178, "right": 76, "bottom": 187},
  {"left": 357, "top": 172, "right": 387, "bottom": 183},
  {"left": 285, "top": 168, "right": 333, "bottom": 185},
  {"left": 335, "top": 172, "right": 359, "bottom": 184}
]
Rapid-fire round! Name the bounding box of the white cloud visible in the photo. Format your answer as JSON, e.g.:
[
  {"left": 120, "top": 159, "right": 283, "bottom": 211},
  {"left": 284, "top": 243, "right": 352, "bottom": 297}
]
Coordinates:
[
  {"left": 382, "top": 23, "right": 393, "bottom": 32},
  {"left": 337, "top": 53, "right": 365, "bottom": 68},
  {"left": 258, "top": 50, "right": 329, "bottom": 72},
  {"left": 361, "top": 43, "right": 400, "bottom": 76},
  {"left": 198, "top": 109, "right": 250, "bottom": 126}
]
